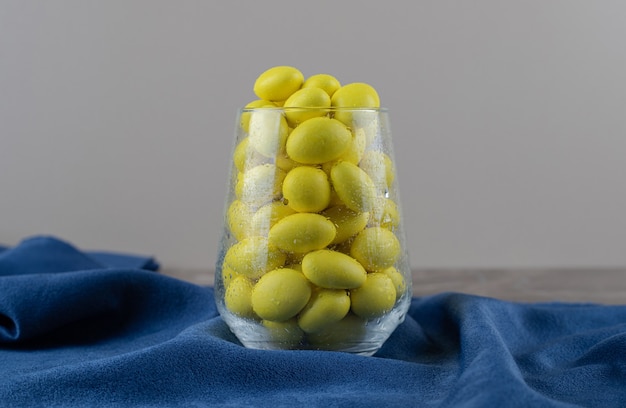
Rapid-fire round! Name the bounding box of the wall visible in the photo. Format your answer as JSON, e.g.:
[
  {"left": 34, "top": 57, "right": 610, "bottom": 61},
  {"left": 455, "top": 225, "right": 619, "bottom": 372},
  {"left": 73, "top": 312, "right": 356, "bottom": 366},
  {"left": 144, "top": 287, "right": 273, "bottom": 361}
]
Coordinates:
[{"left": 2, "top": 1, "right": 626, "bottom": 270}]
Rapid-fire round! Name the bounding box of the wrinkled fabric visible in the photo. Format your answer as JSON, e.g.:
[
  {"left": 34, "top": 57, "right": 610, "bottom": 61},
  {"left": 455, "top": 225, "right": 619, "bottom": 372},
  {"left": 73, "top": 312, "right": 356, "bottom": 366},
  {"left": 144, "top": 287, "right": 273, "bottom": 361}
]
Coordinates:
[{"left": 1, "top": 236, "right": 625, "bottom": 407}]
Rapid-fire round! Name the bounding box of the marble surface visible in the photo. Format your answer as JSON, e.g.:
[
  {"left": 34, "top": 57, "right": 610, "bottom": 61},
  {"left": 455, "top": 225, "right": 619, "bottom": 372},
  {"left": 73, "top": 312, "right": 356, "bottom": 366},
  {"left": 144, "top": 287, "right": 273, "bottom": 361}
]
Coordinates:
[{"left": 162, "top": 267, "right": 626, "bottom": 305}]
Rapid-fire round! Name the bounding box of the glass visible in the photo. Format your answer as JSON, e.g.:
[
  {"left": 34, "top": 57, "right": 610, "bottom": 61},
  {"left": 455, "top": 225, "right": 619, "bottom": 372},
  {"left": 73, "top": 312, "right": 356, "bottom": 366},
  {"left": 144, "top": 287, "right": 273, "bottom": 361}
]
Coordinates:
[{"left": 215, "top": 107, "right": 411, "bottom": 356}]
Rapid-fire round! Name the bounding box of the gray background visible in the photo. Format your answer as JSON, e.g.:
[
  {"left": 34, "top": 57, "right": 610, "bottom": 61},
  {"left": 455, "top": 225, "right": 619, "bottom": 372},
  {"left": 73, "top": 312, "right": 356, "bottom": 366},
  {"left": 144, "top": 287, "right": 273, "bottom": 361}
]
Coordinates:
[{"left": 2, "top": 1, "right": 625, "bottom": 270}]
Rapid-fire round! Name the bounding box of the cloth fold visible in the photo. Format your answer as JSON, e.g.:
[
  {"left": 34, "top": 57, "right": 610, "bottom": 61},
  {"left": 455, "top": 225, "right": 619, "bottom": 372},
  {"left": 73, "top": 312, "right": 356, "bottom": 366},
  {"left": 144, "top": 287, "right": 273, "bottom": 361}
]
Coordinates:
[{"left": 1, "top": 236, "right": 625, "bottom": 407}]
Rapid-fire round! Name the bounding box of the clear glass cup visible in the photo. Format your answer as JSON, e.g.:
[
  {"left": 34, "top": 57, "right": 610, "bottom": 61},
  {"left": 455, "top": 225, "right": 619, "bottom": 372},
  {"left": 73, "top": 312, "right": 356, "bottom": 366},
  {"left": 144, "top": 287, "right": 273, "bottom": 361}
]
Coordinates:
[{"left": 215, "top": 107, "right": 411, "bottom": 356}]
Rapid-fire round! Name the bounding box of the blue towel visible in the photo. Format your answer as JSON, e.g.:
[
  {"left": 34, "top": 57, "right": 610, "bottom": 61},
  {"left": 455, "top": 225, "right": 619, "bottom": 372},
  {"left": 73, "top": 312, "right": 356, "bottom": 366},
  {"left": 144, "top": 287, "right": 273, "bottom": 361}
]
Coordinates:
[{"left": 1, "top": 236, "right": 625, "bottom": 407}]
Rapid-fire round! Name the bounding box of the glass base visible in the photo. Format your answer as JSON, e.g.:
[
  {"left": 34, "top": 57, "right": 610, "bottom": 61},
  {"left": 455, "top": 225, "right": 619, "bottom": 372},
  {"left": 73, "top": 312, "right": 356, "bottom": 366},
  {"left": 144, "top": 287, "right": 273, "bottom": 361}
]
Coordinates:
[{"left": 219, "top": 296, "right": 410, "bottom": 356}]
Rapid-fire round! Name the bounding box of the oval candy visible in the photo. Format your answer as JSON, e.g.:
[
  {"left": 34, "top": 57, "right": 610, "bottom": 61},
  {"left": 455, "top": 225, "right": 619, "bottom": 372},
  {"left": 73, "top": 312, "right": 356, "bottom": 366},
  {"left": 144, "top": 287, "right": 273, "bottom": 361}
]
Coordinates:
[
  {"left": 286, "top": 117, "right": 351, "bottom": 164},
  {"left": 251, "top": 268, "right": 312, "bottom": 321},
  {"left": 254, "top": 66, "right": 304, "bottom": 102},
  {"left": 297, "top": 288, "right": 351, "bottom": 333},
  {"left": 330, "top": 161, "right": 377, "bottom": 213},
  {"left": 301, "top": 249, "right": 366, "bottom": 289},
  {"left": 223, "top": 236, "right": 286, "bottom": 279},
  {"left": 350, "top": 227, "right": 401, "bottom": 271},
  {"left": 268, "top": 213, "right": 336, "bottom": 253},
  {"left": 282, "top": 166, "right": 331, "bottom": 213},
  {"left": 350, "top": 272, "right": 396, "bottom": 319}
]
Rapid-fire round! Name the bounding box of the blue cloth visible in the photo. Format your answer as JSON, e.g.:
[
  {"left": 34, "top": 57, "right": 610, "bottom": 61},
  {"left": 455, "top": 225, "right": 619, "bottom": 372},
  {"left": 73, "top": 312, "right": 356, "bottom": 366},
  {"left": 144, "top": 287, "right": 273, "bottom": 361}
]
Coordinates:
[{"left": 0, "top": 236, "right": 625, "bottom": 407}]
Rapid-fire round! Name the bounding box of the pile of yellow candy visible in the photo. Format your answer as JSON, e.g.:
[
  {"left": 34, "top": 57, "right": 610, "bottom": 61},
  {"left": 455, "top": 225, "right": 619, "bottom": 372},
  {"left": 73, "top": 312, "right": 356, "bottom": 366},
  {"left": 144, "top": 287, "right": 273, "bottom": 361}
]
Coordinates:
[{"left": 221, "top": 66, "right": 407, "bottom": 348}]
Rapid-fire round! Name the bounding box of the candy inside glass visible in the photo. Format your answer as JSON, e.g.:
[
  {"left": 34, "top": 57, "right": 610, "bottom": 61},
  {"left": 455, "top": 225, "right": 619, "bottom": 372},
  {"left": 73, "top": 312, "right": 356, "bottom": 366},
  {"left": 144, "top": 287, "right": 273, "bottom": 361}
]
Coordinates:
[{"left": 215, "top": 107, "right": 411, "bottom": 356}]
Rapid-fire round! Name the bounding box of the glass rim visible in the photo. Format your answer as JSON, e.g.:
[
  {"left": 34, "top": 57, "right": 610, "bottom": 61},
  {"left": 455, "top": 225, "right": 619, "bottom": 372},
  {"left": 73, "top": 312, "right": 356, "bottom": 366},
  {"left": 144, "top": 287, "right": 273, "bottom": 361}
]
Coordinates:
[{"left": 239, "top": 106, "right": 388, "bottom": 113}]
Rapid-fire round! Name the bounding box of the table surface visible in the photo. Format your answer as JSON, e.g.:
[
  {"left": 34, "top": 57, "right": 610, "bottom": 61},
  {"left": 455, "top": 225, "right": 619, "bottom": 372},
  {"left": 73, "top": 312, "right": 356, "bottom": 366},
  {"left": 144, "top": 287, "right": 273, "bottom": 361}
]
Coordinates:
[{"left": 163, "top": 267, "right": 626, "bottom": 305}]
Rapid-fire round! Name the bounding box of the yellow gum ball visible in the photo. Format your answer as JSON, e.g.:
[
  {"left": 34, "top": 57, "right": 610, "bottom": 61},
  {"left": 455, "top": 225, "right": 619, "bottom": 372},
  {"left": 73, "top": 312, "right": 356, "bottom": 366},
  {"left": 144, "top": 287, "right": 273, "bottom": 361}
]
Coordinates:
[
  {"left": 235, "top": 164, "right": 286, "bottom": 206},
  {"left": 248, "top": 109, "right": 289, "bottom": 157},
  {"left": 285, "top": 117, "right": 352, "bottom": 164},
  {"left": 220, "top": 263, "right": 242, "bottom": 290},
  {"left": 240, "top": 100, "right": 277, "bottom": 133},
  {"left": 297, "top": 288, "right": 351, "bottom": 333},
  {"left": 368, "top": 197, "right": 400, "bottom": 230},
  {"left": 331, "top": 82, "right": 380, "bottom": 126},
  {"left": 350, "top": 272, "right": 396, "bottom": 319},
  {"left": 282, "top": 166, "right": 331, "bottom": 213},
  {"left": 350, "top": 227, "right": 401, "bottom": 272},
  {"left": 283, "top": 88, "right": 331, "bottom": 127},
  {"left": 275, "top": 149, "right": 301, "bottom": 173},
  {"left": 320, "top": 129, "right": 368, "bottom": 175},
  {"left": 321, "top": 205, "right": 369, "bottom": 245},
  {"left": 382, "top": 266, "right": 407, "bottom": 300},
  {"left": 306, "top": 313, "right": 367, "bottom": 350},
  {"left": 268, "top": 213, "right": 336, "bottom": 253},
  {"left": 223, "top": 236, "right": 287, "bottom": 279},
  {"left": 301, "top": 249, "right": 366, "bottom": 289},
  {"left": 302, "top": 74, "right": 341, "bottom": 97},
  {"left": 262, "top": 319, "right": 304, "bottom": 348},
  {"left": 343, "top": 128, "right": 368, "bottom": 164},
  {"left": 224, "top": 275, "right": 256, "bottom": 318},
  {"left": 251, "top": 268, "right": 312, "bottom": 321},
  {"left": 331, "top": 82, "right": 380, "bottom": 108},
  {"left": 352, "top": 113, "right": 380, "bottom": 147},
  {"left": 233, "top": 137, "right": 267, "bottom": 173},
  {"left": 359, "top": 150, "right": 395, "bottom": 193},
  {"left": 226, "top": 200, "right": 254, "bottom": 241},
  {"left": 330, "top": 161, "right": 378, "bottom": 213},
  {"left": 250, "top": 201, "right": 297, "bottom": 235},
  {"left": 254, "top": 66, "right": 304, "bottom": 102}
]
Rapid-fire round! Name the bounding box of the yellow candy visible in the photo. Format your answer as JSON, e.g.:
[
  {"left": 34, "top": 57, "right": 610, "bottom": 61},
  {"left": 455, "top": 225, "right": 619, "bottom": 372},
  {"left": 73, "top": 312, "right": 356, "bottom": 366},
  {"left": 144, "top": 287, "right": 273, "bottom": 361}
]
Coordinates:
[
  {"left": 352, "top": 114, "right": 379, "bottom": 148},
  {"left": 250, "top": 201, "right": 297, "bottom": 234},
  {"left": 301, "top": 249, "right": 366, "bottom": 289},
  {"left": 251, "top": 268, "right": 312, "bottom": 321},
  {"left": 223, "top": 236, "right": 286, "bottom": 279},
  {"left": 285, "top": 117, "right": 352, "bottom": 164},
  {"left": 282, "top": 166, "right": 331, "bottom": 213},
  {"left": 359, "top": 150, "right": 395, "bottom": 193},
  {"left": 233, "top": 137, "right": 267, "bottom": 173},
  {"left": 240, "top": 100, "right": 277, "bottom": 133},
  {"left": 320, "top": 129, "right": 368, "bottom": 175},
  {"left": 302, "top": 74, "right": 341, "bottom": 97},
  {"left": 247, "top": 109, "right": 289, "bottom": 157},
  {"left": 321, "top": 205, "right": 369, "bottom": 245},
  {"left": 306, "top": 313, "right": 367, "bottom": 350},
  {"left": 331, "top": 82, "right": 380, "bottom": 108},
  {"left": 330, "top": 161, "right": 378, "bottom": 213},
  {"left": 235, "top": 164, "right": 286, "bottom": 206},
  {"left": 368, "top": 197, "right": 400, "bottom": 230},
  {"left": 297, "top": 288, "right": 351, "bottom": 333},
  {"left": 268, "top": 213, "right": 336, "bottom": 253},
  {"left": 382, "top": 266, "right": 407, "bottom": 300},
  {"left": 350, "top": 227, "right": 401, "bottom": 271},
  {"left": 226, "top": 200, "right": 254, "bottom": 241},
  {"left": 220, "top": 263, "right": 241, "bottom": 290},
  {"left": 254, "top": 66, "right": 304, "bottom": 102},
  {"left": 275, "top": 149, "right": 301, "bottom": 172},
  {"left": 262, "top": 319, "right": 304, "bottom": 348},
  {"left": 331, "top": 82, "right": 380, "bottom": 126},
  {"left": 283, "top": 88, "right": 331, "bottom": 126},
  {"left": 350, "top": 272, "right": 396, "bottom": 319},
  {"left": 233, "top": 138, "right": 249, "bottom": 173},
  {"left": 224, "top": 275, "right": 256, "bottom": 318},
  {"left": 342, "top": 128, "right": 368, "bottom": 164}
]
